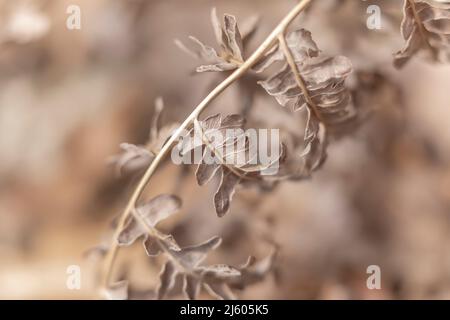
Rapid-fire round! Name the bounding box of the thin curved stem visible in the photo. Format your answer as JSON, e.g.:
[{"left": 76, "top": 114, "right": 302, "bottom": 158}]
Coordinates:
[{"left": 101, "top": 0, "right": 313, "bottom": 292}]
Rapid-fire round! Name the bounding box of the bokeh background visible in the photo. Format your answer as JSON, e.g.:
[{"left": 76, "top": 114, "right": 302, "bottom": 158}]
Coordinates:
[{"left": 0, "top": 0, "right": 450, "bottom": 299}]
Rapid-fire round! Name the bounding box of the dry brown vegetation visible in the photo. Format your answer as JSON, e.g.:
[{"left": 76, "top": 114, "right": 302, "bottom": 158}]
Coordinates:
[{"left": 0, "top": 0, "right": 450, "bottom": 300}]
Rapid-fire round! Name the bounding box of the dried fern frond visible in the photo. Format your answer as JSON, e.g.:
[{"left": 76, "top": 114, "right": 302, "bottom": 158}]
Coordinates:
[
  {"left": 394, "top": 0, "right": 450, "bottom": 68},
  {"left": 117, "top": 194, "right": 182, "bottom": 256},
  {"left": 101, "top": 192, "right": 276, "bottom": 300},
  {"left": 108, "top": 98, "right": 178, "bottom": 176},
  {"left": 157, "top": 237, "right": 277, "bottom": 300},
  {"left": 179, "top": 114, "right": 284, "bottom": 216},
  {"left": 256, "top": 29, "right": 354, "bottom": 130},
  {"left": 255, "top": 28, "right": 354, "bottom": 176},
  {"left": 108, "top": 143, "right": 154, "bottom": 177},
  {"left": 175, "top": 8, "right": 258, "bottom": 73}
]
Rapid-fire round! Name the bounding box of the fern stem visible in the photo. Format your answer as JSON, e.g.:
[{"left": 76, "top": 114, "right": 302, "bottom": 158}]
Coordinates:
[{"left": 100, "top": 0, "right": 313, "bottom": 293}]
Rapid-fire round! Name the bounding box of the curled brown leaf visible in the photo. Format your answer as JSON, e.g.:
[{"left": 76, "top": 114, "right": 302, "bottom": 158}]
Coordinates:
[
  {"left": 394, "top": 0, "right": 450, "bottom": 68},
  {"left": 175, "top": 8, "right": 258, "bottom": 73}
]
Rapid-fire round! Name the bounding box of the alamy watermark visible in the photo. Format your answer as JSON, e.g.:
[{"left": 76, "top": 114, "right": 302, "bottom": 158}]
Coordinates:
[
  {"left": 363, "top": 0, "right": 382, "bottom": 30},
  {"left": 170, "top": 127, "right": 282, "bottom": 176},
  {"left": 366, "top": 265, "right": 381, "bottom": 290},
  {"left": 66, "top": 5, "right": 81, "bottom": 30},
  {"left": 66, "top": 264, "right": 81, "bottom": 290}
]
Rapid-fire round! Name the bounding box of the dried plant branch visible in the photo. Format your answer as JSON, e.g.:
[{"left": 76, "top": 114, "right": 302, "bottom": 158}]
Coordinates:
[
  {"left": 100, "top": 0, "right": 314, "bottom": 293},
  {"left": 101, "top": 193, "right": 274, "bottom": 300},
  {"left": 99, "top": 0, "right": 449, "bottom": 299}
]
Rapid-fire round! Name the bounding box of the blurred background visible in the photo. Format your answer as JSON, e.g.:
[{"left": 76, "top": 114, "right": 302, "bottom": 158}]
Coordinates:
[{"left": 0, "top": 0, "right": 450, "bottom": 299}]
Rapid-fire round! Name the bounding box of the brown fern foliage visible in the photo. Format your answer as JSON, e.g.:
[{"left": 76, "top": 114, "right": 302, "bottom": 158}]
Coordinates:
[{"left": 395, "top": 0, "right": 450, "bottom": 67}]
